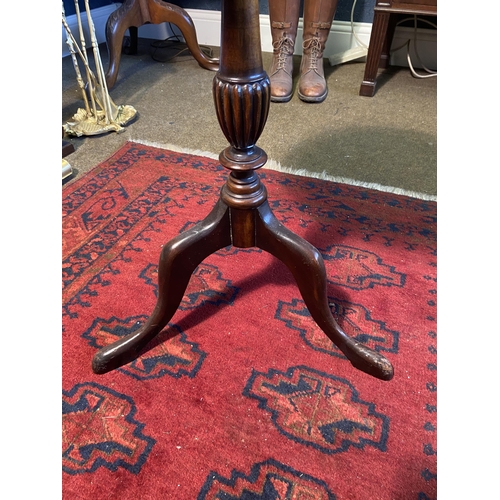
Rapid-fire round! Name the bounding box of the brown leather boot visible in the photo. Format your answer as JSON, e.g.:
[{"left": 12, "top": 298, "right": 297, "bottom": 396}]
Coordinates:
[
  {"left": 298, "top": 0, "right": 338, "bottom": 103},
  {"left": 268, "top": 0, "right": 301, "bottom": 102}
]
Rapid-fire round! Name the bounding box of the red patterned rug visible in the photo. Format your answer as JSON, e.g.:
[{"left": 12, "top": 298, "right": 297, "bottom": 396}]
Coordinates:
[{"left": 62, "top": 141, "right": 437, "bottom": 499}]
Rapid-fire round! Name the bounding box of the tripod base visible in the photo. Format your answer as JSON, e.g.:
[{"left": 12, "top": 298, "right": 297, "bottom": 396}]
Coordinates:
[
  {"left": 104, "top": 0, "right": 219, "bottom": 88},
  {"left": 92, "top": 196, "right": 394, "bottom": 381}
]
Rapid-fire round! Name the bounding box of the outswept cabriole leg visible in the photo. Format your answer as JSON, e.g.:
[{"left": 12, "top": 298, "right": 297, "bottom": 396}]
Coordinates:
[
  {"left": 92, "top": 199, "right": 232, "bottom": 374},
  {"left": 149, "top": 3, "right": 219, "bottom": 72},
  {"left": 104, "top": 0, "right": 143, "bottom": 88},
  {"left": 255, "top": 202, "right": 394, "bottom": 381}
]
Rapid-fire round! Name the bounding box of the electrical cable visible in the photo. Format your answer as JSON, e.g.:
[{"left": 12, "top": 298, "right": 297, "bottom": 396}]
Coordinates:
[
  {"left": 349, "top": 2, "right": 437, "bottom": 79},
  {"left": 149, "top": 22, "right": 213, "bottom": 63},
  {"left": 350, "top": 0, "right": 368, "bottom": 49},
  {"left": 391, "top": 15, "right": 437, "bottom": 79}
]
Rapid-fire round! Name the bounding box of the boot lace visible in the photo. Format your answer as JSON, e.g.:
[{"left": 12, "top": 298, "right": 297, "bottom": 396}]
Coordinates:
[
  {"left": 273, "top": 36, "right": 295, "bottom": 70},
  {"left": 302, "top": 37, "right": 322, "bottom": 70}
]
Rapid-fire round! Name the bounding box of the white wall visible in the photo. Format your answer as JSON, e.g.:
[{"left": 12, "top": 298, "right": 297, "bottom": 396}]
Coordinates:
[{"left": 62, "top": 6, "right": 436, "bottom": 70}]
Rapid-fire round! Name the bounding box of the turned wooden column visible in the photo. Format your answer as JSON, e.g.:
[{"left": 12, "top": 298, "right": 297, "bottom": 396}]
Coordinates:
[{"left": 212, "top": 0, "right": 271, "bottom": 250}]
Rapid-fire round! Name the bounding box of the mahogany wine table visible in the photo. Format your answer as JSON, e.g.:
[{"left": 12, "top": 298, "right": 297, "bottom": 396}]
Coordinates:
[
  {"left": 104, "top": 0, "right": 218, "bottom": 88},
  {"left": 93, "top": 0, "right": 394, "bottom": 382}
]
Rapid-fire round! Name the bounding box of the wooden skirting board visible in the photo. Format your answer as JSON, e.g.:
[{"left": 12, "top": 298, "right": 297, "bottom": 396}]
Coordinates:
[{"left": 62, "top": 140, "right": 74, "bottom": 180}]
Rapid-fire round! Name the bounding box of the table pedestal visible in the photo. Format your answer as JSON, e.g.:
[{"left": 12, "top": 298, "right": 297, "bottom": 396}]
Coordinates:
[{"left": 93, "top": 0, "right": 394, "bottom": 382}]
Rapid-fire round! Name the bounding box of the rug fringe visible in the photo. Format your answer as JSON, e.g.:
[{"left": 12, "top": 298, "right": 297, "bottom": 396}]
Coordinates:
[
  {"left": 265, "top": 159, "right": 438, "bottom": 201},
  {"left": 131, "top": 138, "right": 220, "bottom": 160},
  {"left": 131, "top": 139, "right": 437, "bottom": 202}
]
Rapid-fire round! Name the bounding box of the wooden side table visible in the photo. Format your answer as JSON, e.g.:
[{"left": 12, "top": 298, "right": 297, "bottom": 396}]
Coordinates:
[
  {"left": 104, "top": 0, "right": 219, "bottom": 88},
  {"left": 92, "top": 0, "right": 394, "bottom": 382},
  {"left": 359, "top": 0, "right": 437, "bottom": 97}
]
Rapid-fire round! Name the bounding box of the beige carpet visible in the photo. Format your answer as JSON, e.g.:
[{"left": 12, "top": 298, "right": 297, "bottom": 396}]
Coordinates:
[{"left": 62, "top": 38, "right": 436, "bottom": 198}]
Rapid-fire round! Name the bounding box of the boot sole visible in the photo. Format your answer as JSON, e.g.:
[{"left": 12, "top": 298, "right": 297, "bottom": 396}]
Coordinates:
[
  {"left": 271, "top": 93, "right": 293, "bottom": 103},
  {"left": 297, "top": 89, "right": 328, "bottom": 103}
]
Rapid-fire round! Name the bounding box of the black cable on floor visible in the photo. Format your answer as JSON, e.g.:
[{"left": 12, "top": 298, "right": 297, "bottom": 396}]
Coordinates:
[{"left": 149, "top": 23, "right": 213, "bottom": 63}]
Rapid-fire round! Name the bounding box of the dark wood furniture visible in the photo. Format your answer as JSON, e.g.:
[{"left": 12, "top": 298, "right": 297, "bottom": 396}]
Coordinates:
[
  {"left": 62, "top": 141, "right": 75, "bottom": 158},
  {"left": 104, "top": 0, "right": 219, "bottom": 88},
  {"left": 359, "top": 0, "right": 437, "bottom": 97},
  {"left": 92, "top": 0, "right": 394, "bottom": 382}
]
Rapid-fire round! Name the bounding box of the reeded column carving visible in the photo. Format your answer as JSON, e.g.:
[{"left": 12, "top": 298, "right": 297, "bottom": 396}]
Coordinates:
[
  {"left": 213, "top": 0, "right": 271, "bottom": 210},
  {"left": 213, "top": 78, "right": 270, "bottom": 154}
]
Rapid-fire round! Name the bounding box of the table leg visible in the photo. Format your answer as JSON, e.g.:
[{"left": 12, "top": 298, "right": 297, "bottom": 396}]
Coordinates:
[
  {"left": 92, "top": 199, "right": 231, "bottom": 374},
  {"left": 359, "top": 10, "right": 390, "bottom": 97},
  {"left": 104, "top": 0, "right": 218, "bottom": 89},
  {"left": 105, "top": 0, "right": 144, "bottom": 88},
  {"left": 255, "top": 202, "right": 394, "bottom": 381},
  {"left": 380, "top": 13, "right": 398, "bottom": 69},
  {"left": 147, "top": 2, "right": 219, "bottom": 72}
]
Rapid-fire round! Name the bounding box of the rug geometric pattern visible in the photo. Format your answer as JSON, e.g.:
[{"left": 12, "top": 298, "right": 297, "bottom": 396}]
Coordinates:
[{"left": 62, "top": 142, "right": 437, "bottom": 499}]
